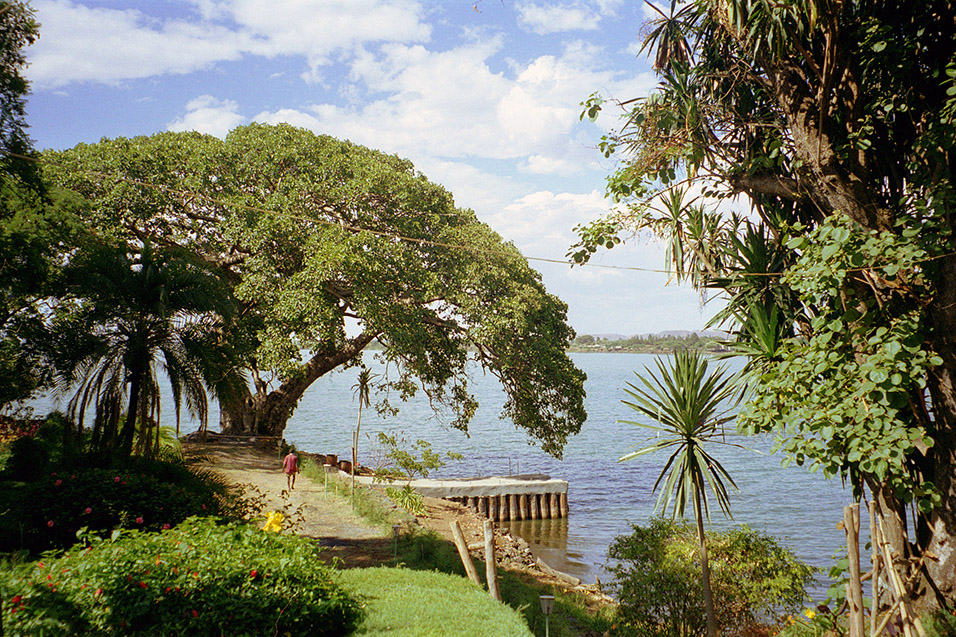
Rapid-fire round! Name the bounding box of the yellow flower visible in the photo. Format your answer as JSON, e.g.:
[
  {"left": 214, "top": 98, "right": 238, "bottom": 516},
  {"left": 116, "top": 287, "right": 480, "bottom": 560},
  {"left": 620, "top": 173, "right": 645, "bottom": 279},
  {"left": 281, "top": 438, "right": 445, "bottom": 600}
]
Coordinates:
[
  {"left": 804, "top": 609, "right": 816, "bottom": 620},
  {"left": 262, "top": 511, "right": 284, "bottom": 533}
]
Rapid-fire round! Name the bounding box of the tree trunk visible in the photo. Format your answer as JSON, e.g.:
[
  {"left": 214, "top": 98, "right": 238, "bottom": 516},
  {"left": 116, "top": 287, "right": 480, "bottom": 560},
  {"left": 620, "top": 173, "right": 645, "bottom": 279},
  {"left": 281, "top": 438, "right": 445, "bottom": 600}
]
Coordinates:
[
  {"left": 694, "top": 487, "right": 718, "bottom": 637},
  {"left": 219, "top": 332, "right": 378, "bottom": 438},
  {"left": 118, "top": 367, "right": 143, "bottom": 458}
]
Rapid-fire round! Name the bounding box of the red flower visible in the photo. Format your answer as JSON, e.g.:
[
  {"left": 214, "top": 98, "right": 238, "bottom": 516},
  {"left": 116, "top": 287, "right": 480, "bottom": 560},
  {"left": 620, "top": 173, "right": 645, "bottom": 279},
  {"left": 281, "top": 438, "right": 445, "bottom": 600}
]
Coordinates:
[
  {"left": 46, "top": 520, "right": 54, "bottom": 527},
  {"left": 192, "top": 609, "right": 198, "bottom": 618},
  {"left": 37, "top": 562, "right": 44, "bottom": 568},
  {"left": 114, "top": 476, "right": 120, "bottom": 482},
  {"left": 135, "top": 517, "right": 144, "bottom": 525},
  {"left": 85, "top": 507, "right": 92, "bottom": 515},
  {"left": 94, "top": 588, "right": 103, "bottom": 597},
  {"left": 11, "top": 595, "right": 20, "bottom": 604},
  {"left": 162, "top": 523, "right": 170, "bottom": 530},
  {"left": 139, "top": 582, "right": 147, "bottom": 589},
  {"left": 54, "top": 479, "right": 62, "bottom": 486},
  {"left": 250, "top": 569, "right": 257, "bottom": 578}
]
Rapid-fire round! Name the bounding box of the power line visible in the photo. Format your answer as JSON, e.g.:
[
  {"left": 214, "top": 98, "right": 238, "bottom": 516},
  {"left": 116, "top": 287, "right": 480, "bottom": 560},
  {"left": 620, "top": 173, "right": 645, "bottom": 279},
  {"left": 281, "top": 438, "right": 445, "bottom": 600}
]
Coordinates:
[{"left": 9, "top": 149, "right": 953, "bottom": 278}]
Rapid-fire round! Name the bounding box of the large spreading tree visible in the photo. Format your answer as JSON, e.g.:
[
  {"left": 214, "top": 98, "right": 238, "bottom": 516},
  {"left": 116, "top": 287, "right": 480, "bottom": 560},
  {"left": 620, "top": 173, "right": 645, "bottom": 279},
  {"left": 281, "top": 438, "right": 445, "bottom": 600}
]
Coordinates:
[
  {"left": 575, "top": 0, "right": 956, "bottom": 607},
  {"left": 44, "top": 124, "right": 586, "bottom": 457}
]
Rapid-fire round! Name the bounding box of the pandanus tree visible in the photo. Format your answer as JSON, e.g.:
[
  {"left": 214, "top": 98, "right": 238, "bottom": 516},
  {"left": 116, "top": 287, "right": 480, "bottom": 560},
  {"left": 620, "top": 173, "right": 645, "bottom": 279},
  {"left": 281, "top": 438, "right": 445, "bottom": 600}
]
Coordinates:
[
  {"left": 58, "top": 241, "right": 240, "bottom": 458},
  {"left": 619, "top": 349, "right": 741, "bottom": 637},
  {"left": 576, "top": 0, "right": 956, "bottom": 607}
]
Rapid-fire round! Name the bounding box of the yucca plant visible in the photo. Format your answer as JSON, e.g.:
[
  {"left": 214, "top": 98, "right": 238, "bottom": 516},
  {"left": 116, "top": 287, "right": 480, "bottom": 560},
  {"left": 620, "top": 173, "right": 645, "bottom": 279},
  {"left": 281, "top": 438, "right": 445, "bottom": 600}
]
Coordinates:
[{"left": 619, "top": 349, "right": 742, "bottom": 637}]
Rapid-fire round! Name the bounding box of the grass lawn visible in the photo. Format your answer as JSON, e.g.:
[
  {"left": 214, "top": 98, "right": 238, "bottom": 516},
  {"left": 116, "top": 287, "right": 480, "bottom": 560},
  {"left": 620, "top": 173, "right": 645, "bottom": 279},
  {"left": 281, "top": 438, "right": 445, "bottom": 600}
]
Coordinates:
[{"left": 342, "top": 566, "right": 532, "bottom": 636}]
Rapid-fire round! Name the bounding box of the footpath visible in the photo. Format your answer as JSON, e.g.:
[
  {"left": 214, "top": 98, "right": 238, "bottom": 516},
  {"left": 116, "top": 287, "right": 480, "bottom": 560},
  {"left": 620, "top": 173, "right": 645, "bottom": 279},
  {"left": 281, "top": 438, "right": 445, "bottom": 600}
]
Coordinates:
[{"left": 183, "top": 437, "right": 613, "bottom": 606}]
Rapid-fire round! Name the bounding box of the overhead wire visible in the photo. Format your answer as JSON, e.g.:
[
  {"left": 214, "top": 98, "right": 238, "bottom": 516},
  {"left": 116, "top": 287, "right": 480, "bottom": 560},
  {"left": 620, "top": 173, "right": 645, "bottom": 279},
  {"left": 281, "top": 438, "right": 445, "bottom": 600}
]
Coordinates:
[{"left": 7, "top": 149, "right": 955, "bottom": 279}]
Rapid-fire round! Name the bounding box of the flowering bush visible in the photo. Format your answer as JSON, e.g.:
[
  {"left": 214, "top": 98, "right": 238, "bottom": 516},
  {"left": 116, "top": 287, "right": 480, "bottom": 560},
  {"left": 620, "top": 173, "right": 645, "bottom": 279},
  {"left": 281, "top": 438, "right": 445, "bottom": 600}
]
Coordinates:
[
  {"left": 1, "top": 517, "right": 363, "bottom": 636},
  {"left": 0, "top": 461, "right": 245, "bottom": 553}
]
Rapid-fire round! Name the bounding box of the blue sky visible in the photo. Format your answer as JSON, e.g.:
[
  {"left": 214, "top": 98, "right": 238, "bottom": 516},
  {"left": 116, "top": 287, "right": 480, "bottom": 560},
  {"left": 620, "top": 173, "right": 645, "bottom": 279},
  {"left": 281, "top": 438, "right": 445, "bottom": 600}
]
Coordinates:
[{"left": 22, "top": 0, "right": 722, "bottom": 336}]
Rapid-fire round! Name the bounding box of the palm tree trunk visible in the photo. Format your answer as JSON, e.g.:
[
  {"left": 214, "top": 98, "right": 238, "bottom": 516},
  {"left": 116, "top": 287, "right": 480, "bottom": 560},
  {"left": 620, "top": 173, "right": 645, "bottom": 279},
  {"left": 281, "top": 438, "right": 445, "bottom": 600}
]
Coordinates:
[
  {"left": 694, "top": 485, "right": 718, "bottom": 637},
  {"left": 119, "top": 368, "right": 143, "bottom": 458}
]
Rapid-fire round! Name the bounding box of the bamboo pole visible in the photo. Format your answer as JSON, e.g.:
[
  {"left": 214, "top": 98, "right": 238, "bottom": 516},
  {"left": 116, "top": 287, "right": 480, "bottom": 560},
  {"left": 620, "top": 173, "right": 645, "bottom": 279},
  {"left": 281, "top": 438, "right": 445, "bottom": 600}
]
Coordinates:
[
  {"left": 484, "top": 519, "right": 501, "bottom": 601},
  {"left": 450, "top": 520, "right": 480, "bottom": 585},
  {"left": 870, "top": 502, "right": 881, "bottom": 637},
  {"left": 877, "top": 517, "right": 926, "bottom": 637},
  {"left": 873, "top": 600, "right": 903, "bottom": 637},
  {"left": 845, "top": 504, "right": 865, "bottom": 637}
]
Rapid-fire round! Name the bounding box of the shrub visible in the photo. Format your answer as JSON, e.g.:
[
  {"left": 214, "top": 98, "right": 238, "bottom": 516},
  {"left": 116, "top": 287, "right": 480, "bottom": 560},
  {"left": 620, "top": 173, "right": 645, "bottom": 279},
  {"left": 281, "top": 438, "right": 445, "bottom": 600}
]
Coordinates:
[
  {"left": 0, "top": 459, "right": 243, "bottom": 554},
  {"left": 607, "top": 517, "right": 814, "bottom": 636},
  {"left": 1, "top": 517, "right": 363, "bottom": 636}
]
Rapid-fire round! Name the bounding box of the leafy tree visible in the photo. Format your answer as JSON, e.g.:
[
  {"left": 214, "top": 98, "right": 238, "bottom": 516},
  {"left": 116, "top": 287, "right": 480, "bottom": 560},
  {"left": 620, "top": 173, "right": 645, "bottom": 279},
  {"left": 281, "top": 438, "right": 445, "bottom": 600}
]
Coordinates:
[
  {"left": 607, "top": 517, "right": 813, "bottom": 636},
  {"left": 0, "top": 1, "right": 81, "bottom": 410},
  {"left": 44, "top": 125, "right": 586, "bottom": 457},
  {"left": 576, "top": 0, "right": 956, "bottom": 607},
  {"left": 57, "top": 241, "right": 240, "bottom": 458},
  {"left": 619, "top": 349, "right": 741, "bottom": 637}
]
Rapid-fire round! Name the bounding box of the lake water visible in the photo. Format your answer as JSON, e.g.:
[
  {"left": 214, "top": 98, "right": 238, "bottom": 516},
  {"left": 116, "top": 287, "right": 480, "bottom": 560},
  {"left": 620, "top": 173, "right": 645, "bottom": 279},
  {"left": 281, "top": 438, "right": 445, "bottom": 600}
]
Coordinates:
[
  {"left": 283, "top": 352, "right": 853, "bottom": 599},
  {"left": 33, "top": 352, "right": 854, "bottom": 599}
]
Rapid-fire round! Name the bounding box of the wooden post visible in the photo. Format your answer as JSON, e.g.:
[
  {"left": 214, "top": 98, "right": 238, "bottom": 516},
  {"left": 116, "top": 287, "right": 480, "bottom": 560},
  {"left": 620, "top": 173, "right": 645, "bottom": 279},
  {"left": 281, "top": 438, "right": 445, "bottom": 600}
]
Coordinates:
[
  {"left": 870, "top": 502, "right": 881, "bottom": 637},
  {"left": 877, "top": 518, "right": 927, "bottom": 637},
  {"left": 478, "top": 496, "right": 487, "bottom": 518},
  {"left": 540, "top": 492, "right": 550, "bottom": 519},
  {"left": 530, "top": 493, "right": 540, "bottom": 519},
  {"left": 468, "top": 496, "right": 477, "bottom": 513},
  {"left": 488, "top": 494, "right": 498, "bottom": 520},
  {"left": 450, "top": 521, "right": 480, "bottom": 585},
  {"left": 484, "top": 519, "right": 501, "bottom": 601},
  {"left": 509, "top": 494, "right": 518, "bottom": 521},
  {"left": 550, "top": 492, "right": 560, "bottom": 518},
  {"left": 519, "top": 494, "right": 529, "bottom": 520},
  {"left": 498, "top": 495, "right": 508, "bottom": 522},
  {"left": 560, "top": 492, "right": 569, "bottom": 517},
  {"left": 845, "top": 504, "right": 865, "bottom": 637},
  {"left": 351, "top": 431, "right": 357, "bottom": 510}
]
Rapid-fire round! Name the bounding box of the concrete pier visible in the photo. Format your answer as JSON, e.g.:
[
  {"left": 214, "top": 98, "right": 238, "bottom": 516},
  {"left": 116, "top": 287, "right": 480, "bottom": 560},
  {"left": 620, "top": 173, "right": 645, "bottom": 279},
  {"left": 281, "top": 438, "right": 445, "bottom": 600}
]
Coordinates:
[{"left": 350, "top": 472, "right": 569, "bottom": 519}]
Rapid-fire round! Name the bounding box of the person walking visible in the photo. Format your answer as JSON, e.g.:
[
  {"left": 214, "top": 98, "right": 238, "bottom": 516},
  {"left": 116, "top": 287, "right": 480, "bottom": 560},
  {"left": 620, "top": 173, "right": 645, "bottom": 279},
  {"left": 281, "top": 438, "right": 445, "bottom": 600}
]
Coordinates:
[{"left": 282, "top": 450, "right": 299, "bottom": 490}]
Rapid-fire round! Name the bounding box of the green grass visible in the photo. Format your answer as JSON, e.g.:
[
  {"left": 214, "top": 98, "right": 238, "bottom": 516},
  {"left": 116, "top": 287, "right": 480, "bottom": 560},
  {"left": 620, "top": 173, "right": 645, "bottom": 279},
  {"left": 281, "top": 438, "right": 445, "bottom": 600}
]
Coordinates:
[
  {"left": 341, "top": 566, "right": 532, "bottom": 636},
  {"left": 297, "top": 453, "right": 617, "bottom": 635},
  {"left": 299, "top": 455, "right": 416, "bottom": 529}
]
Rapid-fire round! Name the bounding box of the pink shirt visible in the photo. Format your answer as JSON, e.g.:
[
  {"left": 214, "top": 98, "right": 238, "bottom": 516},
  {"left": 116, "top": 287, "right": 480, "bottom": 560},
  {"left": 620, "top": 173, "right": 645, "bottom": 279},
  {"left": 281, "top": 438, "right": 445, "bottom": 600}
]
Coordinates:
[{"left": 282, "top": 453, "right": 299, "bottom": 474}]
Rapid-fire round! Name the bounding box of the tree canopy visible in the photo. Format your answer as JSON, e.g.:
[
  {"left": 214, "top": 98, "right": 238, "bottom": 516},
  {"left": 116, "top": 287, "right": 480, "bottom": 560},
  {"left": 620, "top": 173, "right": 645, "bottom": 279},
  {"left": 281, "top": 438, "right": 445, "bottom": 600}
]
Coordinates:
[
  {"left": 575, "top": 0, "right": 956, "bottom": 606},
  {"left": 44, "top": 124, "right": 586, "bottom": 457}
]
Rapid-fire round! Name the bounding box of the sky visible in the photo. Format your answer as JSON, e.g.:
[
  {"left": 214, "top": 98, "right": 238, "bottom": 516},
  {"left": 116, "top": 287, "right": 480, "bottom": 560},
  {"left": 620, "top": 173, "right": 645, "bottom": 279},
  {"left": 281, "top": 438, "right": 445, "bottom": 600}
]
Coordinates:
[{"left": 21, "top": 0, "right": 724, "bottom": 337}]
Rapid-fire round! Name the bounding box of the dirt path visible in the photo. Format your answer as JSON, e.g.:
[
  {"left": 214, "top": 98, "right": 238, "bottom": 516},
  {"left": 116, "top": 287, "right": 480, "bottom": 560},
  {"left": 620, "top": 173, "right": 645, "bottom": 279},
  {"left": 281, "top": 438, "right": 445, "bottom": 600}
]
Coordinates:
[
  {"left": 183, "top": 436, "right": 616, "bottom": 614},
  {"left": 184, "top": 439, "right": 397, "bottom": 567}
]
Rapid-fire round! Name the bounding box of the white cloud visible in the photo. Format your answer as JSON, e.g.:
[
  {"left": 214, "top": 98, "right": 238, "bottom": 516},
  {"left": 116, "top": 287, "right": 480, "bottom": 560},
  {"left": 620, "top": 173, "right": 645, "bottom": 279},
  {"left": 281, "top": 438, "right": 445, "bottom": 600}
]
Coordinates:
[
  {"left": 28, "top": 1, "right": 248, "bottom": 88},
  {"left": 517, "top": 2, "right": 601, "bottom": 35},
  {"left": 168, "top": 95, "right": 247, "bottom": 138},
  {"left": 26, "top": 0, "right": 430, "bottom": 89}
]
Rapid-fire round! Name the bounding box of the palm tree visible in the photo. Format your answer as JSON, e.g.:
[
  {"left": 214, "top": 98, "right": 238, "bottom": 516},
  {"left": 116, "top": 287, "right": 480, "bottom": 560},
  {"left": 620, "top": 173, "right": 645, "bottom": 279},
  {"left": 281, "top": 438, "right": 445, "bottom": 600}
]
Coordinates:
[
  {"left": 619, "top": 349, "right": 741, "bottom": 637},
  {"left": 59, "top": 241, "right": 240, "bottom": 459},
  {"left": 350, "top": 366, "right": 375, "bottom": 499},
  {"left": 351, "top": 366, "right": 375, "bottom": 460}
]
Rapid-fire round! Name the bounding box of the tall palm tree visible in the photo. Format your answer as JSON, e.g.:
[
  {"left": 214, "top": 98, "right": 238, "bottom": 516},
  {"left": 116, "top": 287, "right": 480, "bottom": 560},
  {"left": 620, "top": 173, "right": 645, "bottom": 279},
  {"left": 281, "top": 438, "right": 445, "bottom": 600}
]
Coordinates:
[
  {"left": 351, "top": 366, "right": 375, "bottom": 461},
  {"left": 619, "top": 349, "right": 741, "bottom": 637},
  {"left": 59, "top": 241, "right": 240, "bottom": 459}
]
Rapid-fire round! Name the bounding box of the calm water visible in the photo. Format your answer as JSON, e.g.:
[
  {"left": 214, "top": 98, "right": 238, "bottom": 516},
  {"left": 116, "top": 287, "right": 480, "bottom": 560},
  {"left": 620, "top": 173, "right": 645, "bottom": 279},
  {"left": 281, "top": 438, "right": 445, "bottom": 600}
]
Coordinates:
[
  {"left": 33, "top": 352, "right": 853, "bottom": 598},
  {"left": 283, "top": 352, "right": 852, "bottom": 598}
]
